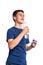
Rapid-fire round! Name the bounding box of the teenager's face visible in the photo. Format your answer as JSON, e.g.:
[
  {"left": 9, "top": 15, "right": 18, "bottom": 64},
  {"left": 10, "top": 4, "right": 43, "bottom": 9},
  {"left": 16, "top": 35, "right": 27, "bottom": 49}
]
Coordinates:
[{"left": 14, "top": 12, "right": 25, "bottom": 24}]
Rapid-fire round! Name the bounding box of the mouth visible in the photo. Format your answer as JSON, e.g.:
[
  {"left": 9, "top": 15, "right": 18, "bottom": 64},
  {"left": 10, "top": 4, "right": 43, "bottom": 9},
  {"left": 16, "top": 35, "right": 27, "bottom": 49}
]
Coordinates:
[{"left": 21, "top": 19, "right": 24, "bottom": 20}]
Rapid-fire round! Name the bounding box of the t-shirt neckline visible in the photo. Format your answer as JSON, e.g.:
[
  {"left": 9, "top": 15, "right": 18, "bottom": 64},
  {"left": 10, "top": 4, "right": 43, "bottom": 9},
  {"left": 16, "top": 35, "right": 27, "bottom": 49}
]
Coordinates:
[{"left": 13, "top": 26, "right": 22, "bottom": 30}]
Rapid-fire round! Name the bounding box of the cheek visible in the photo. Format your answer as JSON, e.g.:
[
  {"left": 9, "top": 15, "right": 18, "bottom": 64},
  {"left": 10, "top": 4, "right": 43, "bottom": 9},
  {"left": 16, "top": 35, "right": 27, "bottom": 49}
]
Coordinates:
[{"left": 17, "top": 16, "right": 21, "bottom": 20}]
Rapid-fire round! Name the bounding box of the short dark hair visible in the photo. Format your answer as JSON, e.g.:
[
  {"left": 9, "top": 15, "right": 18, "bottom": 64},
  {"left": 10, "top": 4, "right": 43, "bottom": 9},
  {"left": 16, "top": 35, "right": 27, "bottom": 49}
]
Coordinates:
[{"left": 13, "top": 10, "right": 24, "bottom": 17}]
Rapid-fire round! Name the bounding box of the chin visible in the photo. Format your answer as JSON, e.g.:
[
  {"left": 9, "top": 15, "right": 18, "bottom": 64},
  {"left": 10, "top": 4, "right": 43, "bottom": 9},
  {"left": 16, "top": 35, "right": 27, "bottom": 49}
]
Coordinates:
[
  {"left": 18, "top": 20, "right": 24, "bottom": 24},
  {"left": 19, "top": 22, "right": 23, "bottom": 24}
]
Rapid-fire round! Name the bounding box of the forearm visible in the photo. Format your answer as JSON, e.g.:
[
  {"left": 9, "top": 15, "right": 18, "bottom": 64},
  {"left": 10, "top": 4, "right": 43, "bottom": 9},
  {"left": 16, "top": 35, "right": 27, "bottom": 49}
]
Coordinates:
[
  {"left": 9, "top": 32, "right": 24, "bottom": 49},
  {"left": 26, "top": 45, "right": 33, "bottom": 51}
]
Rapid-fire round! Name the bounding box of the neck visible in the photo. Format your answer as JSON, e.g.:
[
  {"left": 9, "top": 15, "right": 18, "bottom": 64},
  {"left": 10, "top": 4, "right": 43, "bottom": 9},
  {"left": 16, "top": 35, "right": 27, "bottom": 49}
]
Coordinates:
[{"left": 14, "top": 22, "right": 22, "bottom": 29}]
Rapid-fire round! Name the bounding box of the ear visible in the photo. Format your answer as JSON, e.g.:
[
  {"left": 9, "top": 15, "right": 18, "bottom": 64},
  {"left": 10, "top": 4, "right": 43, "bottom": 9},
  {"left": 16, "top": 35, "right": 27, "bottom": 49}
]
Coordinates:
[{"left": 13, "top": 16, "right": 16, "bottom": 21}]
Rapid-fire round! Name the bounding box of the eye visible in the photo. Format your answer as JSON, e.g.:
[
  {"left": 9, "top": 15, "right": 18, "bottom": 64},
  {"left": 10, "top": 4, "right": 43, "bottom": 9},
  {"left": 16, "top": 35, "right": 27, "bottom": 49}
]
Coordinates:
[
  {"left": 19, "top": 14, "right": 24, "bottom": 17},
  {"left": 19, "top": 14, "right": 22, "bottom": 16}
]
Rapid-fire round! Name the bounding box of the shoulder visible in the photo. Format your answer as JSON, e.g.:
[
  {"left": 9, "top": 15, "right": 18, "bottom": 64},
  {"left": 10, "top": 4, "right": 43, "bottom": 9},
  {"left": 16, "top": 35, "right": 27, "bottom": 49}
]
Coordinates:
[{"left": 7, "top": 27, "right": 15, "bottom": 33}]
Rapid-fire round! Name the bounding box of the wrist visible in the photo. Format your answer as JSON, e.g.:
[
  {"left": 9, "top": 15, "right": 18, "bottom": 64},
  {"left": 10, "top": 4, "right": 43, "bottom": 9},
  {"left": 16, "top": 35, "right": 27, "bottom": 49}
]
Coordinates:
[
  {"left": 21, "top": 31, "right": 25, "bottom": 36},
  {"left": 30, "top": 45, "right": 33, "bottom": 48},
  {"left": 22, "top": 31, "right": 25, "bottom": 36}
]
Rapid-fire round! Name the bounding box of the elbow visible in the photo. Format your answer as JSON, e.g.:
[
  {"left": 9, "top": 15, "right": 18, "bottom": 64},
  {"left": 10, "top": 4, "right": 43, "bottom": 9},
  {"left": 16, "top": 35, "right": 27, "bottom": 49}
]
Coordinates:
[
  {"left": 8, "top": 42, "right": 15, "bottom": 50},
  {"left": 9, "top": 45, "right": 14, "bottom": 50},
  {"left": 8, "top": 40, "right": 18, "bottom": 50}
]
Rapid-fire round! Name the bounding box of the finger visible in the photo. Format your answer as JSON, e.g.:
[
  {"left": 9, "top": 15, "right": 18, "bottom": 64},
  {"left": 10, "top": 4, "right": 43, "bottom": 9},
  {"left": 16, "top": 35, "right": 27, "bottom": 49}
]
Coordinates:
[{"left": 33, "top": 39, "right": 37, "bottom": 42}]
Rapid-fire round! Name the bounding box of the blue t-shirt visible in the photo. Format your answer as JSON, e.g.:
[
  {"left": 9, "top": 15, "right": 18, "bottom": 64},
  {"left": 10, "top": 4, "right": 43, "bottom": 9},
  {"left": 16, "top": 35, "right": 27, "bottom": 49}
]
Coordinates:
[{"left": 6, "top": 27, "right": 30, "bottom": 65}]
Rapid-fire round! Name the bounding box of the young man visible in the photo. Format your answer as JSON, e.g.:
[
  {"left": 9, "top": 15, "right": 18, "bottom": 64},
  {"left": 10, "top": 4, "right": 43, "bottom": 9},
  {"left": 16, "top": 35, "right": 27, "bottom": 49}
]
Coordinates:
[{"left": 6, "top": 10, "right": 37, "bottom": 65}]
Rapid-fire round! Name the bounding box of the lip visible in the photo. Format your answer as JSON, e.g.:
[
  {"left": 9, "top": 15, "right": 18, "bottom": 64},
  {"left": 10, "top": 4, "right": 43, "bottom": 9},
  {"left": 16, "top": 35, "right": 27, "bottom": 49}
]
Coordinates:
[{"left": 21, "top": 19, "right": 24, "bottom": 20}]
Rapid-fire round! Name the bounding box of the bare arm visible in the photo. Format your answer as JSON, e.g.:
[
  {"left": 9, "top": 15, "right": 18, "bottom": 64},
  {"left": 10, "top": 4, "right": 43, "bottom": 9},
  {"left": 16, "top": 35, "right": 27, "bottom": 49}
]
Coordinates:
[
  {"left": 8, "top": 32, "right": 24, "bottom": 49},
  {"left": 8, "top": 27, "right": 29, "bottom": 49},
  {"left": 26, "top": 44, "right": 33, "bottom": 51},
  {"left": 26, "top": 40, "right": 37, "bottom": 51}
]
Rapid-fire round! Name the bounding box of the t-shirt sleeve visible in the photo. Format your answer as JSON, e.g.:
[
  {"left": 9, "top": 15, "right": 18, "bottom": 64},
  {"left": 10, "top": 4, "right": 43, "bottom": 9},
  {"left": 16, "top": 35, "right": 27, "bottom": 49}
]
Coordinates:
[{"left": 6, "top": 29, "right": 14, "bottom": 42}]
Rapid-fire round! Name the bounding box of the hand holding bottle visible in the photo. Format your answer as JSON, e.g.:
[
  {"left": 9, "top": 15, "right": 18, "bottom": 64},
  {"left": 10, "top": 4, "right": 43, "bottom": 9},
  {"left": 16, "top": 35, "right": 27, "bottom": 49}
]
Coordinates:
[{"left": 22, "top": 26, "right": 29, "bottom": 35}]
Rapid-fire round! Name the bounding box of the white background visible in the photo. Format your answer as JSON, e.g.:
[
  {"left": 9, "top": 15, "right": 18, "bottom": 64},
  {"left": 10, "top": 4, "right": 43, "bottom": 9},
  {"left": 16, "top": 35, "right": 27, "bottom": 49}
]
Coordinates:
[{"left": 0, "top": 0, "right": 43, "bottom": 65}]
